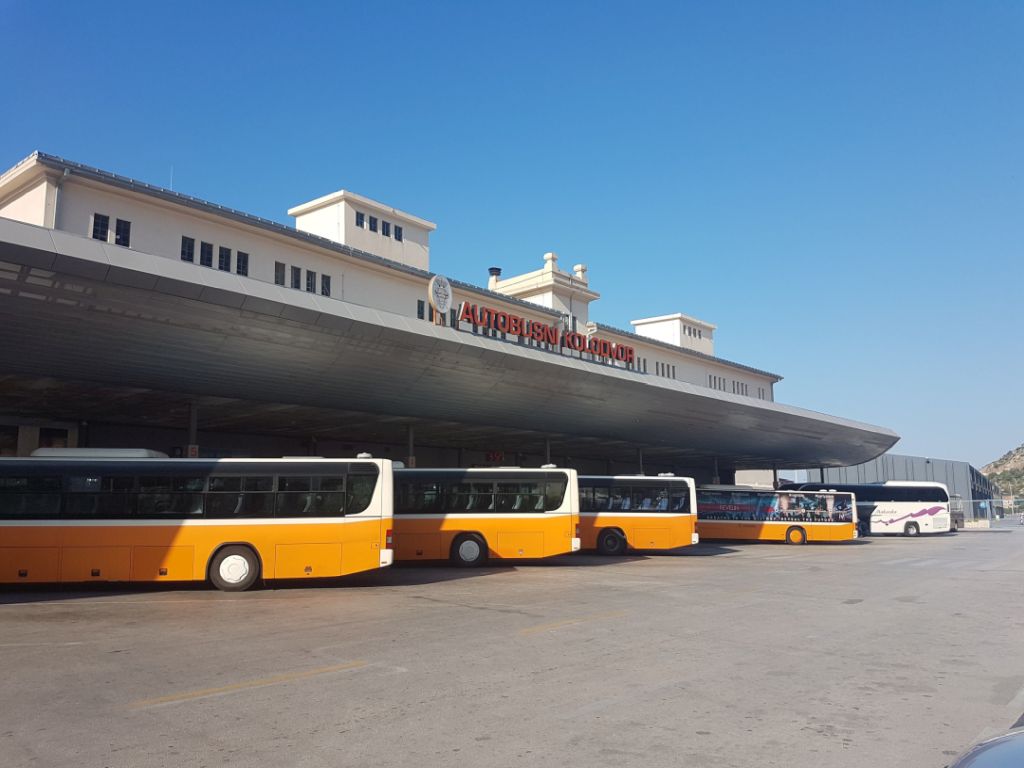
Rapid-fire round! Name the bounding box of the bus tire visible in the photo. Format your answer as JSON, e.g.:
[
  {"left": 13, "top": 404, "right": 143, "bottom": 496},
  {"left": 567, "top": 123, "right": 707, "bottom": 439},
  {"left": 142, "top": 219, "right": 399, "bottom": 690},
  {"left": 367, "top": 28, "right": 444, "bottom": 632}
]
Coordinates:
[
  {"left": 450, "top": 534, "right": 488, "bottom": 567},
  {"left": 904, "top": 522, "right": 920, "bottom": 537},
  {"left": 209, "top": 545, "right": 261, "bottom": 592},
  {"left": 785, "top": 526, "right": 807, "bottom": 545},
  {"left": 597, "top": 529, "right": 627, "bottom": 556}
]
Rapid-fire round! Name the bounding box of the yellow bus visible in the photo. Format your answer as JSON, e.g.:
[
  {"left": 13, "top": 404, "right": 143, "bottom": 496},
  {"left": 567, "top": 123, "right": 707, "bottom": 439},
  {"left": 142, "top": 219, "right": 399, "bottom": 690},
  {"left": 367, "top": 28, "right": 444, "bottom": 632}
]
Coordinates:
[
  {"left": 393, "top": 468, "right": 580, "bottom": 566},
  {"left": 578, "top": 474, "right": 699, "bottom": 554},
  {"left": 696, "top": 486, "right": 857, "bottom": 545},
  {"left": 0, "top": 454, "right": 395, "bottom": 591}
]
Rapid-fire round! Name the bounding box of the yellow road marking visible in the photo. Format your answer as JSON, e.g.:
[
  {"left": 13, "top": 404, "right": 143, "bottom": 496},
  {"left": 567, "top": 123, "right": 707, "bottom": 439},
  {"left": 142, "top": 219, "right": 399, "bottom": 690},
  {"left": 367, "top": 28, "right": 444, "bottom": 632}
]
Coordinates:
[
  {"left": 518, "top": 611, "right": 625, "bottom": 636},
  {"left": 130, "top": 660, "right": 367, "bottom": 709}
]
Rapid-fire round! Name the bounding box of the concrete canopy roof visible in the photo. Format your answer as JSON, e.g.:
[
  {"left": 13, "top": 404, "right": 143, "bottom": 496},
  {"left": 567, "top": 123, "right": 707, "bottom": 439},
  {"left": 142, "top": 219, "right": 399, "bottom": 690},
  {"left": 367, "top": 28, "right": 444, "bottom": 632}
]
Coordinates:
[{"left": 0, "top": 217, "right": 899, "bottom": 470}]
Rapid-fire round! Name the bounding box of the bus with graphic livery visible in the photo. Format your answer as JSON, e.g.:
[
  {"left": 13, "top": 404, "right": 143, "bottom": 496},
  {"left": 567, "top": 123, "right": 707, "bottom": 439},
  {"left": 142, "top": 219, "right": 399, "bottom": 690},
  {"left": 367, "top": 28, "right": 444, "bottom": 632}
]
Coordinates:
[
  {"left": 0, "top": 453, "right": 395, "bottom": 591},
  {"left": 697, "top": 486, "right": 857, "bottom": 544},
  {"left": 779, "top": 481, "right": 953, "bottom": 536},
  {"left": 578, "top": 474, "right": 698, "bottom": 554},
  {"left": 393, "top": 467, "right": 580, "bottom": 566}
]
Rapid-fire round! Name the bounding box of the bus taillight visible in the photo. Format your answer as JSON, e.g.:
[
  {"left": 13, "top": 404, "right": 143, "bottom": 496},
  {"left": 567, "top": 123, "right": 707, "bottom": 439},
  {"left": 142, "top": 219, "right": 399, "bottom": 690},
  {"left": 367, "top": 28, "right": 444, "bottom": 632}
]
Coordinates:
[
  {"left": 386, "top": 529, "right": 393, "bottom": 547},
  {"left": 575, "top": 523, "right": 580, "bottom": 538}
]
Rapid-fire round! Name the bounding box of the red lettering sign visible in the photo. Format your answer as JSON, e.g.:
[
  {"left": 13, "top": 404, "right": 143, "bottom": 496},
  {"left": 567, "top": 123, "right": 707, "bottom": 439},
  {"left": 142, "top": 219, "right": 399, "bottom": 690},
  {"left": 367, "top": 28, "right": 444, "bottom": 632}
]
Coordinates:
[{"left": 452, "top": 302, "right": 635, "bottom": 365}]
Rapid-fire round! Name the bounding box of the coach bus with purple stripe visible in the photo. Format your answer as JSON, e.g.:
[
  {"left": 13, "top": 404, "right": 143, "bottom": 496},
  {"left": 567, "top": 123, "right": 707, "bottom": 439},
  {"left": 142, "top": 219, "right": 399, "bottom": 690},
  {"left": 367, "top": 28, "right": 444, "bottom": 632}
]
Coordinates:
[{"left": 780, "top": 481, "right": 954, "bottom": 537}]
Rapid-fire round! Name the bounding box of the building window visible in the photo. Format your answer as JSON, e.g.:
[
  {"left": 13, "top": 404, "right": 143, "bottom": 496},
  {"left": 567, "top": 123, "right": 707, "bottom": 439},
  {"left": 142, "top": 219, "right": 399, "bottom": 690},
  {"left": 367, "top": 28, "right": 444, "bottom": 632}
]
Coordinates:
[
  {"left": 671, "top": 365, "right": 676, "bottom": 379},
  {"left": 395, "top": 225, "right": 403, "bottom": 242},
  {"left": 91, "top": 213, "right": 109, "bottom": 242},
  {"left": 114, "top": 219, "right": 131, "bottom": 247},
  {"left": 291, "top": 266, "right": 301, "bottom": 289},
  {"left": 306, "top": 270, "right": 317, "bottom": 293},
  {"left": 382, "top": 221, "right": 391, "bottom": 237},
  {"left": 417, "top": 299, "right": 425, "bottom": 319},
  {"left": 180, "top": 236, "right": 195, "bottom": 262},
  {"left": 236, "top": 251, "right": 249, "bottom": 276},
  {"left": 200, "top": 242, "right": 213, "bottom": 267},
  {"left": 355, "top": 211, "right": 365, "bottom": 228},
  {"left": 218, "top": 246, "right": 231, "bottom": 272},
  {"left": 369, "top": 216, "right": 378, "bottom": 233},
  {"left": 321, "top": 274, "right": 331, "bottom": 297},
  {"left": 450, "top": 308, "right": 457, "bottom": 327},
  {"left": 274, "top": 261, "right": 285, "bottom": 285}
]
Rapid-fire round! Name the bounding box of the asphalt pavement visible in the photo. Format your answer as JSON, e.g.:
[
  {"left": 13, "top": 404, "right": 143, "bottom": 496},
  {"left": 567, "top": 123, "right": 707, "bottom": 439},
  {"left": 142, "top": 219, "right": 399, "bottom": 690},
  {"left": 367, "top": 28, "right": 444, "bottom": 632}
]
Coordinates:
[{"left": 2, "top": 528, "right": 1023, "bottom": 767}]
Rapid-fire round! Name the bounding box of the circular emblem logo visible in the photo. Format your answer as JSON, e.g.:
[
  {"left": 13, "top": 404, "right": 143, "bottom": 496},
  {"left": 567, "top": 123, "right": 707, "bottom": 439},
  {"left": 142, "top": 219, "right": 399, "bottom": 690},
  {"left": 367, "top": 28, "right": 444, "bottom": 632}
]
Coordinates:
[{"left": 428, "top": 275, "right": 452, "bottom": 315}]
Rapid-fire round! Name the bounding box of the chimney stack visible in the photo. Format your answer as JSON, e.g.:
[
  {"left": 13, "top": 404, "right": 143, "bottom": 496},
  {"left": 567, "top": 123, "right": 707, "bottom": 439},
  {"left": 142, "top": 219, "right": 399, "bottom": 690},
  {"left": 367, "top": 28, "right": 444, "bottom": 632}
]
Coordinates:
[{"left": 488, "top": 266, "right": 502, "bottom": 290}]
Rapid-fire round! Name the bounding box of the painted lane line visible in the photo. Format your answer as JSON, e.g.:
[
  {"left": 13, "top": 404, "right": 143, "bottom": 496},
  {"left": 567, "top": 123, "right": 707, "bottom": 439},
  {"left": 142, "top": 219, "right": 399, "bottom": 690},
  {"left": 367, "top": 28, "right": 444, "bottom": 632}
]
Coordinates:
[
  {"left": 129, "top": 660, "right": 367, "bottom": 709},
  {"left": 518, "top": 611, "right": 626, "bottom": 636}
]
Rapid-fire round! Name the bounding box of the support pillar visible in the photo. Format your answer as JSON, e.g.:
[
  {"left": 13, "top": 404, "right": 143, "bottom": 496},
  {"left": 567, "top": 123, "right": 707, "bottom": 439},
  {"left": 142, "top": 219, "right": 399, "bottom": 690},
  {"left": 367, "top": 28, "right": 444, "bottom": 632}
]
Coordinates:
[
  {"left": 544, "top": 437, "right": 551, "bottom": 465},
  {"left": 638, "top": 448, "right": 645, "bottom": 476},
  {"left": 406, "top": 424, "right": 416, "bottom": 468},
  {"left": 712, "top": 458, "right": 720, "bottom": 485},
  {"left": 187, "top": 401, "right": 199, "bottom": 458}
]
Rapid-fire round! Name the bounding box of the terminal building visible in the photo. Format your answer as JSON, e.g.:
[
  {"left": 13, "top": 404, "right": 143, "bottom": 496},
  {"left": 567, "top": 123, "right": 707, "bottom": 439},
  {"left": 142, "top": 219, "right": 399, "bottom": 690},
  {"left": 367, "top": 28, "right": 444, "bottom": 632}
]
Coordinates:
[{"left": 0, "top": 151, "right": 899, "bottom": 481}]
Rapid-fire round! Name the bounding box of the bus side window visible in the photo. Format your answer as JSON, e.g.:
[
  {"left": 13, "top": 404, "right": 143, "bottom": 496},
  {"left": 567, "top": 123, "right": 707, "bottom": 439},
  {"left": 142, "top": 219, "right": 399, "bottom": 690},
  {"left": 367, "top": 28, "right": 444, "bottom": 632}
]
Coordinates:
[
  {"left": 276, "top": 476, "right": 313, "bottom": 517},
  {"left": 0, "top": 476, "right": 62, "bottom": 518},
  {"left": 670, "top": 489, "right": 689, "bottom": 512},
  {"left": 610, "top": 486, "right": 631, "bottom": 511},
  {"left": 137, "top": 476, "right": 203, "bottom": 517},
  {"left": 314, "top": 476, "right": 347, "bottom": 516},
  {"left": 543, "top": 476, "right": 568, "bottom": 511}
]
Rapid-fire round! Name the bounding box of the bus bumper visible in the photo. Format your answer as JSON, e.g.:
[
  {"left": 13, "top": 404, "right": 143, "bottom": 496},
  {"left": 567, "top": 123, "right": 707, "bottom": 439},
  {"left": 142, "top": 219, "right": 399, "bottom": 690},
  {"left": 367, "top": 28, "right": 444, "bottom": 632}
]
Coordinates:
[
  {"left": 571, "top": 537, "right": 581, "bottom": 552},
  {"left": 380, "top": 549, "right": 394, "bottom": 567}
]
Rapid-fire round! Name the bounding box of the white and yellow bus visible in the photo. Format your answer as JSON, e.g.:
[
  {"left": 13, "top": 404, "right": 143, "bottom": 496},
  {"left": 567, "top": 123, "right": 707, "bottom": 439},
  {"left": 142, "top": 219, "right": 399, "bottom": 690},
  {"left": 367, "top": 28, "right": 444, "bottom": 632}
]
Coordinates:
[
  {"left": 393, "top": 467, "right": 580, "bottom": 566},
  {"left": 697, "top": 486, "right": 857, "bottom": 545},
  {"left": 578, "top": 474, "right": 698, "bottom": 554},
  {"left": 0, "top": 453, "right": 395, "bottom": 591}
]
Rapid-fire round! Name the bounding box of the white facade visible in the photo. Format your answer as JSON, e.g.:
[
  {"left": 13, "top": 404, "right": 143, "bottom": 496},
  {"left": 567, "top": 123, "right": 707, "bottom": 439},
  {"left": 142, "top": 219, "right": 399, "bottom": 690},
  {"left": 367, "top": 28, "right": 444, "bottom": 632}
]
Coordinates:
[
  {"left": 0, "top": 152, "right": 779, "bottom": 406},
  {"left": 288, "top": 188, "right": 434, "bottom": 271},
  {"left": 488, "top": 252, "right": 601, "bottom": 326},
  {"left": 631, "top": 313, "right": 716, "bottom": 356}
]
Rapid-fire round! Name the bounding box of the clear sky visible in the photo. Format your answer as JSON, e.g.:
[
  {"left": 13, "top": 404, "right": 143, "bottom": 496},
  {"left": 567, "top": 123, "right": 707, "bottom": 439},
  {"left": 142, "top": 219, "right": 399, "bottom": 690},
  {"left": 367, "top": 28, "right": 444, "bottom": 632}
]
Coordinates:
[{"left": 2, "top": 1, "right": 1021, "bottom": 467}]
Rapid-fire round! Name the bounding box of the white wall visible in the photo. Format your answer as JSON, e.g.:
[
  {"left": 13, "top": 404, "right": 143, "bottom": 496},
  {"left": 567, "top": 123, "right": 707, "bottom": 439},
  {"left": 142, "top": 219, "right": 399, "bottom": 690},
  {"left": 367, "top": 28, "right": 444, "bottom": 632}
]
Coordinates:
[
  {"left": 631, "top": 316, "right": 715, "bottom": 356},
  {"left": 56, "top": 180, "right": 430, "bottom": 316},
  {"left": 0, "top": 177, "right": 52, "bottom": 227},
  {"left": 339, "top": 200, "right": 430, "bottom": 271}
]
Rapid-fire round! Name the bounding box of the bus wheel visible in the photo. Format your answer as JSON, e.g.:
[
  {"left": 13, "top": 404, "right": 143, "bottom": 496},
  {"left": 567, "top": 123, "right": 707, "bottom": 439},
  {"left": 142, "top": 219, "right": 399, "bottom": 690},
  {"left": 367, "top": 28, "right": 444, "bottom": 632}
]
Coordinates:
[
  {"left": 451, "top": 534, "right": 488, "bottom": 567},
  {"left": 597, "top": 529, "right": 627, "bottom": 556},
  {"left": 785, "top": 526, "right": 807, "bottom": 545},
  {"left": 904, "top": 522, "right": 920, "bottom": 537},
  {"left": 209, "top": 546, "right": 260, "bottom": 592}
]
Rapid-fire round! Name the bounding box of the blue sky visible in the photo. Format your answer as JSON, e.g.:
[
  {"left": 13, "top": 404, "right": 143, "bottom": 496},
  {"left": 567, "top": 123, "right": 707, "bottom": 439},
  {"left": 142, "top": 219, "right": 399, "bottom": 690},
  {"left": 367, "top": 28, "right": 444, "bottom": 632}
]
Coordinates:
[{"left": 2, "top": 1, "right": 1021, "bottom": 467}]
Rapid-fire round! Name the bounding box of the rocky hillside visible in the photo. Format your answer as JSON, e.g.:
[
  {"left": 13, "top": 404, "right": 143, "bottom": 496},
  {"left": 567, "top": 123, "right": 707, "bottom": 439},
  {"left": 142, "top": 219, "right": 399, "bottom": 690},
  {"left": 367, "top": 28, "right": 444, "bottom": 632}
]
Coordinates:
[{"left": 982, "top": 443, "right": 1024, "bottom": 493}]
